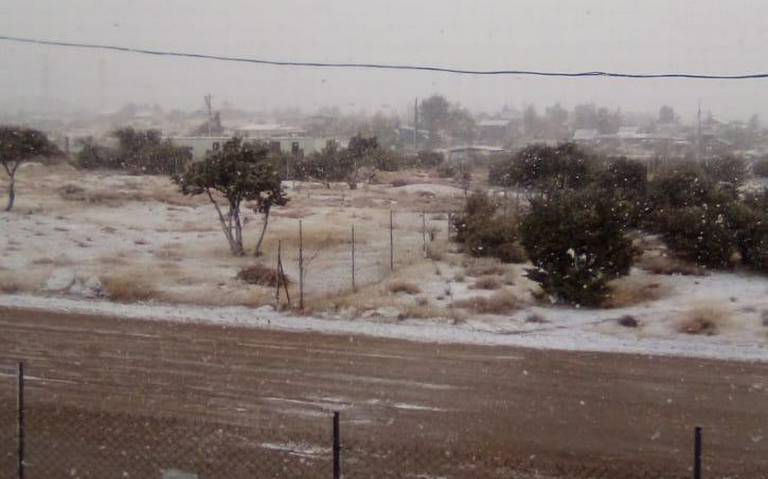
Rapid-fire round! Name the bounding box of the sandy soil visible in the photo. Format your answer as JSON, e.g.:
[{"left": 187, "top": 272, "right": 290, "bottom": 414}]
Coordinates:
[{"left": 0, "top": 307, "right": 767, "bottom": 478}]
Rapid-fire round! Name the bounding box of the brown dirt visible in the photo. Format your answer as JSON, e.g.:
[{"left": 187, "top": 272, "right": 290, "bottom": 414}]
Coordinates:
[{"left": 0, "top": 307, "right": 766, "bottom": 478}]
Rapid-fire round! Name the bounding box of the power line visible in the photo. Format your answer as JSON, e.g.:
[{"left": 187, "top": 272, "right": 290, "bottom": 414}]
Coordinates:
[{"left": 2, "top": 34, "right": 768, "bottom": 80}]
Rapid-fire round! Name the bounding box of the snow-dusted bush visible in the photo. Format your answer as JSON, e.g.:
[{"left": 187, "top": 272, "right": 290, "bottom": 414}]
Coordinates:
[
  {"left": 728, "top": 201, "right": 768, "bottom": 272},
  {"left": 654, "top": 205, "right": 737, "bottom": 269},
  {"left": 489, "top": 142, "right": 599, "bottom": 190},
  {"left": 753, "top": 158, "right": 768, "bottom": 178},
  {"left": 520, "top": 188, "right": 636, "bottom": 306},
  {"left": 79, "top": 128, "right": 192, "bottom": 175},
  {"left": 451, "top": 191, "right": 525, "bottom": 263}
]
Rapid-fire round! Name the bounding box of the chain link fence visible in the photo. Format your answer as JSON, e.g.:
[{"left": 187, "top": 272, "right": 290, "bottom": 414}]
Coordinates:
[
  {"left": 0, "top": 367, "right": 16, "bottom": 479},
  {"left": 23, "top": 404, "right": 331, "bottom": 479},
  {"left": 0, "top": 362, "right": 735, "bottom": 479}
]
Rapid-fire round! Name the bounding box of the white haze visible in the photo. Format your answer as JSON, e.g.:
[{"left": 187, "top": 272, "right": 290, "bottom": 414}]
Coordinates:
[{"left": 1, "top": 0, "right": 767, "bottom": 121}]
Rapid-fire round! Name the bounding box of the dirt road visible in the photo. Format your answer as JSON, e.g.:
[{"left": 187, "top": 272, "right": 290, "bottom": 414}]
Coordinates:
[{"left": 0, "top": 306, "right": 766, "bottom": 478}]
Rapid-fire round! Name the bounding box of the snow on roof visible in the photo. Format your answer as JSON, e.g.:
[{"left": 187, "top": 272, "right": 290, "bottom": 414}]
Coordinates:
[
  {"left": 477, "top": 119, "right": 512, "bottom": 128},
  {"left": 236, "top": 123, "right": 299, "bottom": 132},
  {"left": 448, "top": 145, "right": 505, "bottom": 153},
  {"left": 573, "top": 129, "right": 599, "bottom": 141}
]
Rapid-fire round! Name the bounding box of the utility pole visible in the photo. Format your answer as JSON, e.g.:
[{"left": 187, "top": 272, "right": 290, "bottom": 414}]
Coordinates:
[
  {"left": 697, "top": 99, "right": 703, "bottom": 164},
  {"left": 97, "top": 56, "right": 106, "bottom": 113},
  {"left": 204, "top": 94, "right": 213, "bottom": 137},
  {"left": 413, "top": 98, "right": 419, "bottom": 152}
]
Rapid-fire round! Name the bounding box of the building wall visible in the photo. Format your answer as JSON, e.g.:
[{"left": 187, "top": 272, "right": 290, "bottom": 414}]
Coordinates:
[
  {"left": 169, "top": 137, "right": 230, "bottom": 161},
  {"left": 170, "top": 136, "right": 336, "bottom": 161}
]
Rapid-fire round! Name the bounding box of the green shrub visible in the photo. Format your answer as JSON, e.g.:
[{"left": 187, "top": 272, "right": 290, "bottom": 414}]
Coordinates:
[
  {"left": 451, "top": 192, "right": 524, "bottom": 263},
  {"left": 464, "top": 220, "right": 524, "bottom": 263},
  {"left": 728, "top": 202, "right": 768, "bottom": 271},
  {"left": 520, "top": 188, "right": 636, "bottom": 306},
  {"left": 417, "top": 150, "right": 444, "bottom": 168},
  {"left": 709, "top": 155, "right": 748, "bottom": 186},
  {"left": 493, "top": 142, "right": 599, "bottom": 190},
  {"left": 654, "top": 205, "right": 736, "bottom": 269},
  {"left": 647, "top": 161, "right": 716, "bottom": 211},
  {"left": 595, "top": 157, "right": 649, "bottom": 228},
  {"left": 436, "top": 162, "right": 457, "bottom": 178},
  {"left": 76, "top": 137, "right": 121, "bottom": 169},
  {"left": 753, "top": 158, "right": 768, "bottom": 178}
]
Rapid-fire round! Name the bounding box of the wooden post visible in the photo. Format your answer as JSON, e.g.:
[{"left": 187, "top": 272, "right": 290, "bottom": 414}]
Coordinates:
[
  {"left": 389, "top": 210, "right": 394, "bottom": 271},
  {"left": 279, "top": 243, "right": 290, "bottom": 306},
  {"left": 422, "top": 210, "right": 427, "bottom": 256},
  {"left": 298, "top": 220, "right": 304, "bottom": 310},
  {"left": 693, "top": 427, "right": 702, "bottom": 479},
  {"left": 333, "top": 411, "right": 341, "bottom": 479},
  {"left": 275, "top": 241, "right": 282, "bottom": 308},
  {"left": 17, "top": 362, "right": 24, "bottom": 479},
  {"left": 351, "top": 224, "right": 356, "bottom": 290}
]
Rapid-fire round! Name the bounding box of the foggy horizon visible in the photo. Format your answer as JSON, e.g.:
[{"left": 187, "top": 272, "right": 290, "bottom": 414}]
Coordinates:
[{"left": 2, "top": 0, "right": 768, "bottom": 122}]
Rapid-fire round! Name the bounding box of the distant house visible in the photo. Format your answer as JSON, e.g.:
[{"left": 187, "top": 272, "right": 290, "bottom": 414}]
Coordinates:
[
  {"left": 267, "top": 136, "right": 343, "bottom": 157},
  {"left": 234, "top": 123, "right": 303, "bottom": 139},
  {"left": 397, "top": 126, "right": 430, "bottom": 150},
  {"left": 573, "top": 129, "right": 600, "bottom": 143},
  {"left": 616, "top": 126, "right": 642, "bottom": 140},
  {"left": 443, "top": 145, "right": 505, "bottom": 162},
  {"left": 168, "top": 136, "right": 231, "bottom": 161},
  {"left": 476, "top": 118, "right": 515, "bottom": 145},
  {"left": 169, "top": 135, "right": 341, "bottom": 161}
]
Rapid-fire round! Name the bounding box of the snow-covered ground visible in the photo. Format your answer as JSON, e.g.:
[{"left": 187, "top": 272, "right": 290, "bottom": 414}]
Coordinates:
[
  {"left": 1, "top": 277, "right": 766, "bottom": 362},
  {"left": 2, "top": 164, "right": 768, "bottom": 362}
]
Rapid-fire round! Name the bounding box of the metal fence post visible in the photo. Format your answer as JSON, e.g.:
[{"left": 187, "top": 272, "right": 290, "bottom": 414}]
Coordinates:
[
  {"left": 299, "top": 220, "right": 304, "bottom": 310},
  {"left": 333, "top": 411, "right": 341, "bottom": 479},
  {"left": 351, "top": 225, "right": 356, "bottom": 290},
  {"left": 389, "top": 210, "right": 394, "bottom": 271},
  {"left": 693, "top": 426, "right": 702, "bottom": 479},
  {"left": 422, "top": 210, "right": 427, "bottom": 257},
  {"left": 17, "top": 362, "right": 25, "bottom": 479}
]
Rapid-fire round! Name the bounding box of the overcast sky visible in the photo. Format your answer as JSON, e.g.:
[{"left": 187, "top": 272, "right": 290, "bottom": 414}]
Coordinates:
[{"left": 1, "top": 0, "right": 767, "bottom": 121}]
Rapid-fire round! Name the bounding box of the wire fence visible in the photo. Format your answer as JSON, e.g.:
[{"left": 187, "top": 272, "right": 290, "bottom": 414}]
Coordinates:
[
  {"left": 0, "top": 361, "right": 723, "bottom": 479},
  {"left": 272, "top": 206, "right": 461, "bottom": 308},
  {"left": 22, "top": 405, "right": 331, "bottom": 479},
  {"left": 0, "top": 371, "right": 15, "bottom": 479}
]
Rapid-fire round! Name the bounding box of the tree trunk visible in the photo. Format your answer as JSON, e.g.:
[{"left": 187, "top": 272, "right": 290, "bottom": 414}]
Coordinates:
[
  {"left": 232, "top": 205, "right": 244, "bottom": 255},
  {"left": 254, "top": 207, "right": 271, "bottom": 256},
  {"left": 206, "top": 189, "right": 244, "bottom": 256},
  {"left": 5, "top": 174, "right": 15, "bottom": 212}
]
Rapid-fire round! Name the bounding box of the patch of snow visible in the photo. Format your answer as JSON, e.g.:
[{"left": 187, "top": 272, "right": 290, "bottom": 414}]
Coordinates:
[
  {"left": 392, "top": 403, "right": 448, "bottom": 412},
  {"left": 43, "top": 269, "right": 75, "bottom": 291},
  {"left": 260, "top": 442, "right": 330, "bottom": 459},
  {"left": 0, "top": 292, "right": 766, "bottom": 362},
  {"left": 393, "top": 183, "right": 464, "bottom": 196}
]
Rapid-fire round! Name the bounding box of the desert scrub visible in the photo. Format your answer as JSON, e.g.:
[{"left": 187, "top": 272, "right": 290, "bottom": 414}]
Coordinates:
[
  {"left": 237, "top": 264, "right": 290, "bottom": 287},
  {"left": 677, "top": 307, "right": 727, "bottom": 336},
  {"left": 469, "top": 275, "right": 503, "bottom": 290},
  {"left": 102, "top": 275, "right": 158, "bottom": 302},
  {"left": 388, "top": 280, "right": 421, "bottom": 295},
  {"left": 452, "top": 290, "right": 520, "bottom": 314}
]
